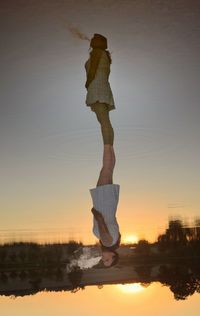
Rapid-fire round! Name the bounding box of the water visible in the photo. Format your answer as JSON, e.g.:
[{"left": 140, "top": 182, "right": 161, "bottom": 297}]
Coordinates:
[
  {"left": 1, "top": 237, "right": 200, "bottom": 314},
  {"left": 0, "top": 262, "right": 200, "bottom": 316},
  {"left": 40, "top": 124, "right": 184, "bottom": 163}
]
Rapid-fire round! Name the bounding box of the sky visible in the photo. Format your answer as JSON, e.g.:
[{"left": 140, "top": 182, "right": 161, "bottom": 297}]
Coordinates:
[{"left": 0, "top": 0, "right": 200, "bottom": 244}]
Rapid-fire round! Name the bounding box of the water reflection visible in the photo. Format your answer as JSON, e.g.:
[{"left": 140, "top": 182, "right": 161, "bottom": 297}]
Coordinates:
[
  {"left": 1, "top": 218, "right": 200, "bottom": 301},
  {"left": 1, "top": 255, "right": 200, "bottom": 300}
]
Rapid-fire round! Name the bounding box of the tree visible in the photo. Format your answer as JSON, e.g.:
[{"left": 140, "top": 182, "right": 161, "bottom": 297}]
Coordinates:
[{"left": 135, "top": 239, "right": 150, "bottom": 255}]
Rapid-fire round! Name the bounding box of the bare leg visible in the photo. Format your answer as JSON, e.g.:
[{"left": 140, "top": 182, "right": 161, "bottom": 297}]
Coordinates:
[
  {"left": 91, "top": 102, "right": 116, "bottom": 186},
  {"left": 102, "top": 144, "right": 113, "bottom": 170},
  {"left": 92, "top": 102, "right": 114, "bottom": 146},
  {"left": 96, "top": 145, "right": 114, "bottom": 187},
  {"left": 110, "top": 145, "right": 116, "bottom": 169}
]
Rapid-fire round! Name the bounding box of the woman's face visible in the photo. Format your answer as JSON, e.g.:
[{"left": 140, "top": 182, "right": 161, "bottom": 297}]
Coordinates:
[{"left": 102, "top": 251, "right": 115, "bottom": 267}]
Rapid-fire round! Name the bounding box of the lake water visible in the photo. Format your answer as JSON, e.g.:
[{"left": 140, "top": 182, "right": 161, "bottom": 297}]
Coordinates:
[
  {"left": 1, "top": 281, "right": 200, "bottom": 316},
  {"left": 1, "top": 259, "right": 200, "bottom": 316}
]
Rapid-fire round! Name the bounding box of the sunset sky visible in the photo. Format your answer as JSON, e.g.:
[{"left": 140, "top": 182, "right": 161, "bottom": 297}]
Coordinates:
[{"left": 0, "top": 0, "right": 200, "bottom": 244}]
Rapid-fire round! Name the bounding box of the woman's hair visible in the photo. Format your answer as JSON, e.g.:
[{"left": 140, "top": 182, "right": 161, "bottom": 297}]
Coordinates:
[
  {"left": 100, "top": 232, "right": 121, "bottom": 252},
  {"left": 109, "top": 250, "right": 119, "bottom": 267},
  {"left": 88, "top": 47, "right": 112, "bottom": 64},
  {"left": 97, "top": 250, "right": 119, "bottom": 268},
  {"left": 88, "top": 33, "right": 112, "bottom": 64},
  {"left": 97, "top": 233, "right": 121, "bottom": 268},
  {"left": 96, "top": 250, "right": 119, "bottom": 269},
  {"left": 90, "top": 33, "right": 107, "bottom": 49}
]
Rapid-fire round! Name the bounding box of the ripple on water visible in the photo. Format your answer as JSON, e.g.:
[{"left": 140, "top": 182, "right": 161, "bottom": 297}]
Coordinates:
[{"left": 40, "top": 125, "right": 184, "bottom": 163}]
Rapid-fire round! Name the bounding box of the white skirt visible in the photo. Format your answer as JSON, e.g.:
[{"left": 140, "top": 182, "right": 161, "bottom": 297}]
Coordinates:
[{"left": 89, "top": 184, "right": 120, "bottom": 246}]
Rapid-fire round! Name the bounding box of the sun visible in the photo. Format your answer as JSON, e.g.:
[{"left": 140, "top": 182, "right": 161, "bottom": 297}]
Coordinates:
[
  {"left": 117, "top": 283, "right": 144, "bottom": 294},
  {"left": 122, "top": 234, "right": 138, "bottom": 244}
]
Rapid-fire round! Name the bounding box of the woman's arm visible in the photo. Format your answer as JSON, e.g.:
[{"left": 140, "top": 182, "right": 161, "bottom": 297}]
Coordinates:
[
  {"left": 97, "top": 216, "right": 113, "bottom": 246},
  {"left": 85, "top": 49, "right": 103, "bottom": 89},
  {"left": 91, "top": 207, "right": 113, "bottom": 246}
]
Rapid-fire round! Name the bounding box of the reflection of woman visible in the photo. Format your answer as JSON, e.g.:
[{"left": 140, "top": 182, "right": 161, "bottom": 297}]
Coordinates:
[
  {"left": 85, "top": 34, "right": 121, "bottom": 267},
  {"left": 90, "top": 145, "right": 121, "bottom": 267},
  {"left": 85, "top": 33, "right": 115, "bottom": 146}
]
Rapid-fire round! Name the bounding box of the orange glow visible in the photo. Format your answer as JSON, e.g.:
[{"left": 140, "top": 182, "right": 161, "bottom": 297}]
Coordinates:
[
  {"left": 122, "top": 234, "right": 139, "bottom": 244},
  {"left": 117, "top": 283, "right": 145, "bottom": 294}
]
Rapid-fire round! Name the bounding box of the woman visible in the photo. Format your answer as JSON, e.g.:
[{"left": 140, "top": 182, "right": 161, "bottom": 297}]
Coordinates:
[
  {"left": 85, "top": 33, "right": 115, "bottom": 146},
  {"left": 85, "top": 34, "right": 121, "bottom": 267},
  {"left": 90, "top": 144, "right": 121, "bottom": 268}
]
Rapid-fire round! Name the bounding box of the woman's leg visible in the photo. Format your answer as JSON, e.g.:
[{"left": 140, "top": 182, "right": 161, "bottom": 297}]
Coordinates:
[
  {"left": 96, "top": 145, "right": 114, "bottom": 187},
  {"left": 92, "top": 102, "right": 114, "bottom": 146},
  {"left": 91, "top": 102, "right": 115, "bottom": 186},
  {"left": 110, "top": 145, "right": 116, "bottom": 169}
]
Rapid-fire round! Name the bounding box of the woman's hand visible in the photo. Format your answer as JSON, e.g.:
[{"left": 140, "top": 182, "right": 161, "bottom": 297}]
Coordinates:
[{"left": 91, "top": 207, "right": 102, "bottom": 219}]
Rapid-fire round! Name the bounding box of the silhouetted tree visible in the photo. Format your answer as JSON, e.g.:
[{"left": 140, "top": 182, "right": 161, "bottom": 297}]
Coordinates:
[
  {"left": 135, "top": 239, "right": 150, "bottom": 256},
  {"left": 18, "top": 250, "right": 26, "bottom": 263},
  {"left": 27, "top": 244, "right": 41, "bottom": 263},
  {"left": 19, "top": 270, "right": 27, "bottom": 280},
  {"left": 28, "top": 270, "right": 42, "bottom": 289},
  {"left": 159, "top": 264, "right": 198, "bottom": 300},
  {"left": 167, "top": 219, "right": 186, "bottom": 244},
  {"left": 0, "top": 272, "right": 8, "bottom": 284},
  {"left": 67, "top": 266, "right": 84, "bottom": 293},
  {"left": 9, "top": 270, "right": 18, "bottom": 279},
  {"left": 52, "top": 245, "right": 63, "bottom": 264},
  {"left": 55, "top": 267, "right": 64, "bottom": 281},
  {"left": 157, "top": 218, "right": 189, "bottom": 253},
  {"left": 134, "top": 265, "right": 152, "bottom": 280},
  {"left": 0, "top": 248, "right": 7, "bottom": 263},
  {"left": 67, "top": 240, "right": 83, "bottom": 256},
  {"left": 9, "top": 252, "right": 17, "bottom": 263},
  {"left": 194, "top": 218, "right": 200, "bottom": 241}
]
